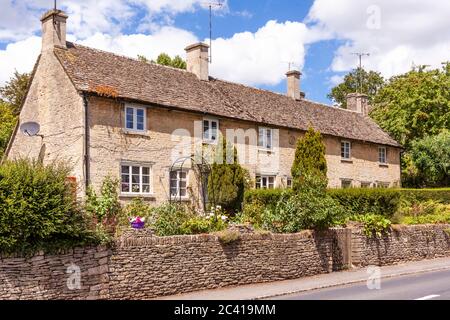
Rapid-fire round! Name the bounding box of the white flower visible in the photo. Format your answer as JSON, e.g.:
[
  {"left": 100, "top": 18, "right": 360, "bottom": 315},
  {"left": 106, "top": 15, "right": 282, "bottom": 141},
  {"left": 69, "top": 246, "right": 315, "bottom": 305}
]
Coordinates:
[{"left": 221, "top": 215, "right": 228, "bottom": 221}]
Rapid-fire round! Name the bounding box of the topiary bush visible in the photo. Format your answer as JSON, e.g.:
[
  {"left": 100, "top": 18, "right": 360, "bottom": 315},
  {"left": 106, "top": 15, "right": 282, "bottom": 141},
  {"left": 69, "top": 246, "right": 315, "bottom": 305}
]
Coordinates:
[{"left": 0, "top": 160, "right": 105, "bottom": 254}]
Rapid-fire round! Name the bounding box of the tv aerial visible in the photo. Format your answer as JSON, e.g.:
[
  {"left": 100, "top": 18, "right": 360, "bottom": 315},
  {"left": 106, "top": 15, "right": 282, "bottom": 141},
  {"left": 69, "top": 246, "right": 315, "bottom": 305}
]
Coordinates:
[
  {"left": 20, "top": 122, "right": 43, "bottom": 138},
  {"left": 202, "top": 1, "right": 224, "bottom": 64}
]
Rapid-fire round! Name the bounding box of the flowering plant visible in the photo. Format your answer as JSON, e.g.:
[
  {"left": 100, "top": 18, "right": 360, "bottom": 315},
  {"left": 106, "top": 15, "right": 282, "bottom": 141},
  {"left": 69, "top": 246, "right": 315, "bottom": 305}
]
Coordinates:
[{"left": 129, "top": 216, "right": 146, "bottom": 229}]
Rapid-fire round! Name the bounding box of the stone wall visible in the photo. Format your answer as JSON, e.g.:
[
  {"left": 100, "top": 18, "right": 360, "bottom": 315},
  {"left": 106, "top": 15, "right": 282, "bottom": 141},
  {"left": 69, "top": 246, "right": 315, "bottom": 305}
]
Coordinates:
[
  {"left": 108, "top": 229, "right": 340, "bottom": 299},
  {"left": 1, "top": 225, "right": 449, "bottom": 300},
  {"left": 351, "top": 224, "right": 450, "bottom": 267},
  {"left": 0, "top": 246, "right": 110, "bottom": 300}
]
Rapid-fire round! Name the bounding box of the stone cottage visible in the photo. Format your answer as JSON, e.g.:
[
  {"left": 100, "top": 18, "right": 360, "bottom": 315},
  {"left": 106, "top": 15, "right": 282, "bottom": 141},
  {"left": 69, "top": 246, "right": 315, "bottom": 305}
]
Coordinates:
[{"left": 6, "top": 10, "right": 402, "bottom": 205}]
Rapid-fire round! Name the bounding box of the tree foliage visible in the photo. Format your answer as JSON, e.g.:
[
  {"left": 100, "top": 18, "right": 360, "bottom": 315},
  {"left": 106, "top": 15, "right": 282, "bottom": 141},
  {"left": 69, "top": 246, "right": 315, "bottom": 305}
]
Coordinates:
[
  {"left": 0, "top": 70, "right": 30, "bottom": 115},
  {"left": 407, "top": 130, "right": 450, "bottom": 187},
  {"left": 137, "top": 53, "right": 187, "bottom": 70},
  {"left": 0, "top": 102, "right": 17, "bottom": 158},
  {"left": 328, "top": 67, "right": 385, "bottom": 108},
  {"left": 370, "top": 63, "right": 450, "bottom": 148},
  {"left": 207, "top": 138, "right": 248, "bottom": 214},
  {"left": 291, "top": 126, "right": 328, "bottom": 191}
]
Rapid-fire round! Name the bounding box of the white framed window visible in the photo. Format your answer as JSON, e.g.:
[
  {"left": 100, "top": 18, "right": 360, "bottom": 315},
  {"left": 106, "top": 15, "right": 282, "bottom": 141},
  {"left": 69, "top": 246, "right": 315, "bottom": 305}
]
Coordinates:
[
  {"left": 341, "top": 141, "right": 351, "bottom": 160},
  {"left": 203, "top": 118, "right": 219, "bottom": 143},
  {"left": 341, "top": 179, "right": 352, "bottom": 189},
  {"left": 256, "top": 175, "right": 276, "bottom": 189},
  {"left": 125, "top": 105, "right": 146, "bottom": 132},
  {"left": 170, "top": 170, "right": 188, "bottom": 198},
  {"left": 378, "top": 146, "right": 387, "bottom": 164},
  {"left": 258, "top": 127, "right": 273, "bottom": 150},
  {"left": 121, "top": 164, "right": 152, "bottom": 195}
]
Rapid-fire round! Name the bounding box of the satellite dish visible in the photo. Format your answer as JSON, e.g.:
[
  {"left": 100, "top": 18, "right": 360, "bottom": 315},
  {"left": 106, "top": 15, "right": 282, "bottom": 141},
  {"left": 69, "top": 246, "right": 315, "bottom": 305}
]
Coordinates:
[{"left": 20, "top": 122, "right": 41, "bottom": 137}]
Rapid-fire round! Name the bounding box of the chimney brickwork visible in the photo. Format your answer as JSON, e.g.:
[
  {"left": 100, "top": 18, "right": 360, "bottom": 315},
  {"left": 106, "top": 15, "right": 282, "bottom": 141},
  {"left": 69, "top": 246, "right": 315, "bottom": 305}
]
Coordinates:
[
  {"left": 185, "top": 43, "right": 210, "bottom": 81},
  {"left": 286, "top": 70, "right": 302, "bottom": 100},
  {"left": 41, "top": 10, "right": 68, "bottom": 52},
  {"left": 347, "top": 93, "right": 370, "bottom": 116}
]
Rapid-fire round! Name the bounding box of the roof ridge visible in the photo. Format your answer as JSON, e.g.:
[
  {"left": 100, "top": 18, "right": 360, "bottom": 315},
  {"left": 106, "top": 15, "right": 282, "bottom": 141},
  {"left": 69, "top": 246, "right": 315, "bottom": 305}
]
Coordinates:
[{"left": 66, "top": 41, "right": 193, "bottom": 75}]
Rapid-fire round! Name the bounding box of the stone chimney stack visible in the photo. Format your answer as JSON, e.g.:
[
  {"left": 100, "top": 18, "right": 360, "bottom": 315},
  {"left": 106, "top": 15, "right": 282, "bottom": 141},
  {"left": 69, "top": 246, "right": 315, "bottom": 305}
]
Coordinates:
[
  {"left": 40, "top": 9, "right": 68, "bottom": 52},
  {"left": 286, "top": 70, "right": 302, "bottom": 100},
  {"left": 346, "top": 93, "right": 370, "bottom": 116},
  {"left": 185, "top": 43, "right": 210, "bottom": 81}
]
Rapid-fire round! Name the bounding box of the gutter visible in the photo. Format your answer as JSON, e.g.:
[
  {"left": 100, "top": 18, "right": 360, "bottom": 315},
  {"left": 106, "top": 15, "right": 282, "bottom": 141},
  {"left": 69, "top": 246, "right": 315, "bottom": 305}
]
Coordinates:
[{"left": 83, "top": 93, "right": 90, "bottom": 192}]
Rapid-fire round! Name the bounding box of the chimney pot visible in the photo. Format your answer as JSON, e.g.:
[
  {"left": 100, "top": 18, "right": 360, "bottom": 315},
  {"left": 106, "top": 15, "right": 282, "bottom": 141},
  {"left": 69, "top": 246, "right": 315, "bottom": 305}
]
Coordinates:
[
  {"left": 40, "top": 9, "right": 68, "bottom": 52},
  {"left": 286, "top": 70, "right": 302, "bottom": 100},
  {"left": 346, "top": 93, "right": 370, "bottom": 116},
  {"left": 185, "top": 43, "right": 210, "bottom": 81}
]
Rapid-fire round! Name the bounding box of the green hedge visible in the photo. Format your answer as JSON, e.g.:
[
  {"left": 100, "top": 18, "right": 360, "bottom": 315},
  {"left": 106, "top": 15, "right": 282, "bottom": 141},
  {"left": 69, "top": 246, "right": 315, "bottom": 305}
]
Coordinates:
[
  {"left": 327, "top": 188, "right": 402, "bottom": 217},
  {"left": 244, "top": 188, "right": 450, "bottom": 217},
  {"left": 401, "top": 188, "right": 450, "bottom": 204}
]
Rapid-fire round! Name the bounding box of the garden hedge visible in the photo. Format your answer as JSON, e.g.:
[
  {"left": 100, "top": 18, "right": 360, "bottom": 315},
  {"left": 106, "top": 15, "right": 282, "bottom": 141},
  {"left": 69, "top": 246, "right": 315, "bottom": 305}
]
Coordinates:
[{"left": 244, "top": 188, "right": 450, "bottom": 217}]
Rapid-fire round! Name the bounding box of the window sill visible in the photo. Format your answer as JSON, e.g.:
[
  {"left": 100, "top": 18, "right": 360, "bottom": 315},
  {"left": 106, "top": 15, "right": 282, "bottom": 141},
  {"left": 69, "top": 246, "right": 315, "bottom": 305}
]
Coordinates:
[
  {"left": 120, "top": 193, "right": 155, "bottom": 200},
  {"left": 122, "top": 129, "right": 150, "bottom": 137},
  {"left": 341, "top": 158, "right": 353, "bottom": 163},
  {"left": 378, "top": 163, "right": 389, "bottom": 168},
  {"left": 169, "top": 197, "right": 191, "bottom": 202},
  {"left": 258, "top": 148, "right": 275, "bottom": 154}
]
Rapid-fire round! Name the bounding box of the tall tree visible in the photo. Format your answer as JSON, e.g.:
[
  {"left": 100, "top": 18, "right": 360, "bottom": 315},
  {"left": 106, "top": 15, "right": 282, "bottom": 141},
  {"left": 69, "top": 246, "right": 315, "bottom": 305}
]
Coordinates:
[
  {"left": 370, "top": 63, "right": 450, "bottom": 148},
  {"left": 291, "top": 126, "right": 328, "bottom": 191},
  {"left": 0, "top": 70, "right": 30, "bottom": 115},
  {"left": 328, "top": 67, "right": 385, "bottom": 108}
]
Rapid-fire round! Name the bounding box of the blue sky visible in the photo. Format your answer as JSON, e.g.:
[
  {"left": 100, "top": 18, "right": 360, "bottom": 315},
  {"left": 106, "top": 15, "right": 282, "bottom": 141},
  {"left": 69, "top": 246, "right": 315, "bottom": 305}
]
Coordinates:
[{"left": 0, "top": 0, "right": 449, "bottom": 106}]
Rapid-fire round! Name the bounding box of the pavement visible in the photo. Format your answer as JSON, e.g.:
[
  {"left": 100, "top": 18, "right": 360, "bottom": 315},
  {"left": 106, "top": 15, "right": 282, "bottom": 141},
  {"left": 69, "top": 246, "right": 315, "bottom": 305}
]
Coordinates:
[{"left": 157, "top": 257, "right": 450, "bottom": 300}]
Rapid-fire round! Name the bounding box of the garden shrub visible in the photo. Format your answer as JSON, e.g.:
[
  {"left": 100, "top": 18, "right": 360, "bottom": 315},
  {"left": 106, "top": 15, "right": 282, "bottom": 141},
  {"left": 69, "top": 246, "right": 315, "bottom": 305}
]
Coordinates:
[
  {"left": 260, "top": 175, "right": 344, "bottom": 233},
  {"left": 0, "top": 160, "right": 106, "bottom": 254},
  {"left": 327, "top": 188, "right": 402, "bottom": 217},
  {"left": 150, "top": 203, "right": 194, "bottom": 236},
  {"left": 207, "top": 137, "right": 249, "bottom": 214},
  {"left": 180, "top": 206, "right": 228, "bottom": 235},
  {"left": 85, "top": 176, "right": 123, "bottom": 233},
  {"left": 122, "top": 197, "right": 153, "bottom": 226},
  {"left": 348, "top": 214, "right": 392, "bottom": 238}
]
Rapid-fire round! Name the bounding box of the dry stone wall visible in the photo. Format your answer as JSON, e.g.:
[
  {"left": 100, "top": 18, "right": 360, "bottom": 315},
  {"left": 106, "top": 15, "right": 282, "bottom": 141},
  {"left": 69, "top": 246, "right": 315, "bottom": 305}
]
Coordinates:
[{"left": 0, "top": 225, "right": 449, "bottom": 300}]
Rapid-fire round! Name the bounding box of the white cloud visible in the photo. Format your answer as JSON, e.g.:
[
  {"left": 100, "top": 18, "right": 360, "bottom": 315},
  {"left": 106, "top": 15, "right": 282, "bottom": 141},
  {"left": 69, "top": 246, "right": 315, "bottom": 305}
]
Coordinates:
[
  {"left": 0, "top": 36, "right": 41, "bottom": 85},
  {"left": 73, "top": 27, "right": 198, "bottom": 60},
  {"left": 307, "top": 0, "right": 450, "bottom": 77},
  {"left": 210, "top": 20, "right": 311, "bottom": 87}
]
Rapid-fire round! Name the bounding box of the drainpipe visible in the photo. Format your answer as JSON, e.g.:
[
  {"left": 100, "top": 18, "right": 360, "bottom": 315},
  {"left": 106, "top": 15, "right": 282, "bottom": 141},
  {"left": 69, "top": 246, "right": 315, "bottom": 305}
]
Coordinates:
[{"left": 83, "top": 93, "right": 90, "bottom": 193}]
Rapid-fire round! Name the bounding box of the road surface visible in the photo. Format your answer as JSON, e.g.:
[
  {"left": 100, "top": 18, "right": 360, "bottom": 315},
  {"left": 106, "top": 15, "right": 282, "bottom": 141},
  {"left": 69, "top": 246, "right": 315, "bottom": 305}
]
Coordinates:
[{"left": 274, "top": 269, "right": 450, "bottom": 300}]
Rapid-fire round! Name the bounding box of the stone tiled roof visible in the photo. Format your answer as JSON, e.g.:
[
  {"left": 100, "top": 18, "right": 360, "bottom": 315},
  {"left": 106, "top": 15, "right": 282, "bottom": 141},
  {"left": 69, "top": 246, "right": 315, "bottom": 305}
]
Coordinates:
[{"left": 54, "top": 42, "right": 401, "bottom": 147}]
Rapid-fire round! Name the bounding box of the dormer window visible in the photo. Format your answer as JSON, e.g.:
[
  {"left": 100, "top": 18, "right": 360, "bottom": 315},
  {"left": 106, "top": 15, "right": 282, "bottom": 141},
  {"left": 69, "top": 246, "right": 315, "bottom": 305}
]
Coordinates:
[
  {"left": 125, "top": 105, "right": 146, "bottom": 132},
  {"left": 203, "top": 118, "right": 219, "bottom": 143}
]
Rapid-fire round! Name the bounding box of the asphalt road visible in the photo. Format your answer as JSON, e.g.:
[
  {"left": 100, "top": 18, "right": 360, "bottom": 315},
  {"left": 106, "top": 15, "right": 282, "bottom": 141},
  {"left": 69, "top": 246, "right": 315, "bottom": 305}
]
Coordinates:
[{"left": 274, "top": 269, "right": 450, "bottom": 300}]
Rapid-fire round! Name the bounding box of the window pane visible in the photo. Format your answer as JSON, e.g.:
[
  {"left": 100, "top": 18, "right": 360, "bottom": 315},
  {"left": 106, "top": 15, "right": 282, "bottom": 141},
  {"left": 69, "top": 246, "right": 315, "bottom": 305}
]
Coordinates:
[
  {"left": 122, "top": 166, "right": 129, "bottom": 174},
  {"left": 132, "top": 184, "right": 140, "bottom": 193},
  {"left": 256, "top": 176, "right": 261, "bottom": 189},
  {"left": 203, "top": 120, "right": 210, "bottom": 140},
  {"left": 142, "top": 185, "right": 150, "bottom": 193},
  {"left": 136, "top": 109, "right": 144, "bottom": 130},
  {"left": 258, "top": 129, "right": 264, "bottom": 147},
  {"left": 266, "top": 130, "right": 272, "bottom": 149},
  {"left": 132, "top": 167, "right": 140, "bottom": 175},
  {"left": 180, "top": 171, "right": 187, "bottom": 179},
  {"left": 126, "top": 108, "right": 134, "bottom": 129},
  {"left": 180, "top": 189, "right": 187, "bottom": 197},
  {"left": 142, "top": 167, "right": 150, "bottom": 175},
  {"left": 121, "top": 174, "right": 130, "bottom": 183},
  {"left": 121, "top": 183, "right": 130, "bottom": 193},
  {"left": 142, "top": 176, "right": 149, "bottom": 184},
  {"left": 132, "top": 174, "right": 139, "bottom": 184}
]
